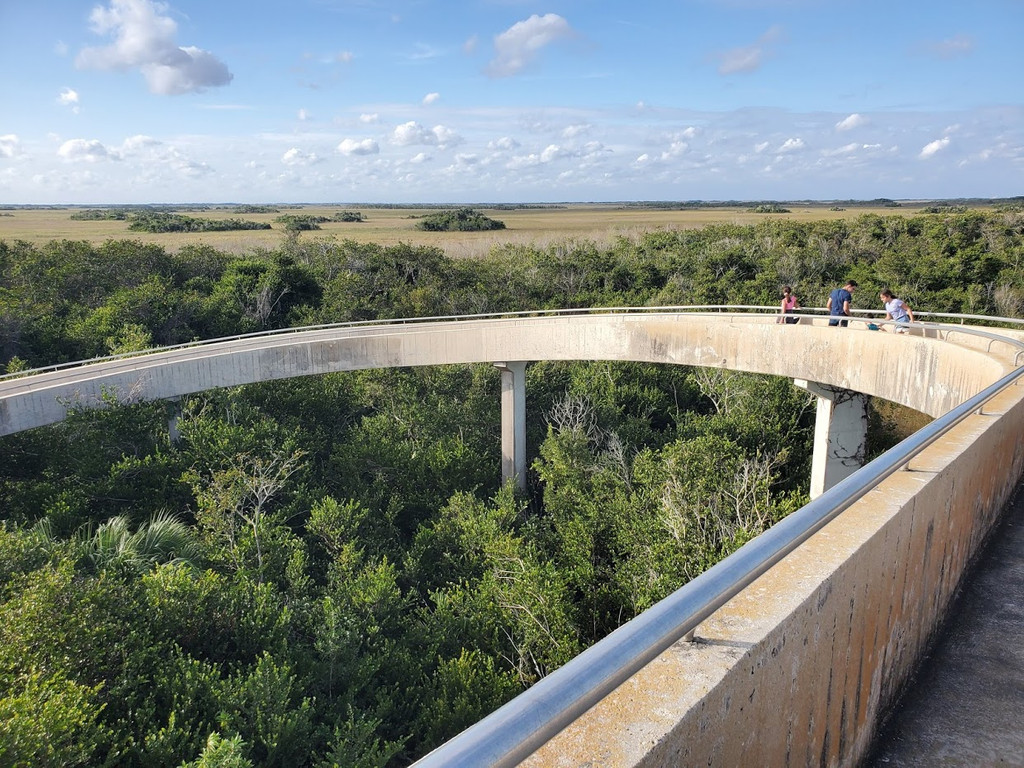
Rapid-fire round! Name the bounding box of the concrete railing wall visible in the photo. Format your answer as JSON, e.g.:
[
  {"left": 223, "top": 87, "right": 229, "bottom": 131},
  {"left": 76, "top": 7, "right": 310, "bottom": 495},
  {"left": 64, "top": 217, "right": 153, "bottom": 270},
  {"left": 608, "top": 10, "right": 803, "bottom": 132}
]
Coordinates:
[
  {"left": 2, "top": 311, "right": 1022, "bottom": 767},
  {"left": 0, "top": 313, "right": 1010, "bottom": 434},
  {"left": 523, "top": 377, "right": 1024, "bottom": 767}
]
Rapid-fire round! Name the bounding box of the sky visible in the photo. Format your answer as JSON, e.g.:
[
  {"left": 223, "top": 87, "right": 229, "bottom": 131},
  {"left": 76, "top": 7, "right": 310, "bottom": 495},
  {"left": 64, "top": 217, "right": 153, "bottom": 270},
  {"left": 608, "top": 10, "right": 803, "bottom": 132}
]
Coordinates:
[{"left": 1, "top": 0, "right": 1022, "bottom": 205}]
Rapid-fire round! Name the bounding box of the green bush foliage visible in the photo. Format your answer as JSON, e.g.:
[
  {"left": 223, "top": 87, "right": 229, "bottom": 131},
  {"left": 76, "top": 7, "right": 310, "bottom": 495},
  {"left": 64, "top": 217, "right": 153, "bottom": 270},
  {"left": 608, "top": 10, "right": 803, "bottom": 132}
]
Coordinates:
[
  {"left": 128, "top": 213, "right": 271, "bottom": 233},
  {"left": 1, "top": 209, "right": 1023, "bottom": 764},
  {"left": 415, "top": 208, "right": 506, "bottom": 232}
]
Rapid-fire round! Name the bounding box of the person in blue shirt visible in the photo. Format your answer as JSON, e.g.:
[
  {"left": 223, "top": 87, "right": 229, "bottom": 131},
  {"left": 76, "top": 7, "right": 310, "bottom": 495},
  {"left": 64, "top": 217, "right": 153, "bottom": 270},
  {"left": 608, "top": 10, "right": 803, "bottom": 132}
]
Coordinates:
[{"left": 827, "top": 280, "right": 858, "bottom": 327}]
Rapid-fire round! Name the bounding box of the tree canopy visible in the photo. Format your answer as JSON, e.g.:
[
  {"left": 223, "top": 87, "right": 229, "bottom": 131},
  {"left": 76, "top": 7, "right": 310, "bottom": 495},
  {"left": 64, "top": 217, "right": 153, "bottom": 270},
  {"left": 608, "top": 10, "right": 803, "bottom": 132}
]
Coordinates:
[
  {"left": 1, "top": 209, "right": 1023, "bottom": 765},
  {"left": 414, "top": 208, "right": 506, "bottom": 232}
]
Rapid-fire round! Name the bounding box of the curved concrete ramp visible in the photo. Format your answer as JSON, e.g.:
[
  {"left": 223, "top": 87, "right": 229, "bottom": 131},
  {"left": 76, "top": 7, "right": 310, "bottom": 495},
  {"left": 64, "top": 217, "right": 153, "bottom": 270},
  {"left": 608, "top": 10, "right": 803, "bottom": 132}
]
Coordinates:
[{"left": 0, "top": 312, "right": 1012, "bottom": 436}]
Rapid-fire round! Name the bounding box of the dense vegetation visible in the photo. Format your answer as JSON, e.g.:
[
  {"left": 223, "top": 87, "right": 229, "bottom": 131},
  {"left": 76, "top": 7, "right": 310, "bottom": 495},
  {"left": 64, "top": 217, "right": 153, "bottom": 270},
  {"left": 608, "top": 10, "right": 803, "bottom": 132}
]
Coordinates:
[
  {"left": 747, "top": 203, "right": 791, "bottom": 213},
  {"left": 128, "top": 213, "right": 272, "bottom": 233},
  {"left": 414, "top": 208, "right": 505, "bottom": 232},
  {"left": 70, "top": 209, "right": 131, "bottom": 221},
  {"left": 1, "top": 210, "right": 1023, "bottom": 766},
  {"left": 276, "top": 213, "right": 366, "bottom": 232}
]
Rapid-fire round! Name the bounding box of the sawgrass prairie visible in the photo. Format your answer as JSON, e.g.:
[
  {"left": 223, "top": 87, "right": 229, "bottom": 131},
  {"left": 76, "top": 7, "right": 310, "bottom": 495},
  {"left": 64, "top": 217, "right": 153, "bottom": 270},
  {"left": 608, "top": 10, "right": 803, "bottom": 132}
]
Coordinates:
[{"left": 0, "top": 203, "right": 935, "bottom": 259}]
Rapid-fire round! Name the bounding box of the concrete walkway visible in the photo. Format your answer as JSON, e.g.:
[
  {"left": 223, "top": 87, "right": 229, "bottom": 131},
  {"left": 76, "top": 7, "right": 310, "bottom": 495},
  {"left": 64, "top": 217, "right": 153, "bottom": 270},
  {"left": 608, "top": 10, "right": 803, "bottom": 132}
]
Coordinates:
[{"left": 866, "top": 489, "right": 1024, "bottom": 767}]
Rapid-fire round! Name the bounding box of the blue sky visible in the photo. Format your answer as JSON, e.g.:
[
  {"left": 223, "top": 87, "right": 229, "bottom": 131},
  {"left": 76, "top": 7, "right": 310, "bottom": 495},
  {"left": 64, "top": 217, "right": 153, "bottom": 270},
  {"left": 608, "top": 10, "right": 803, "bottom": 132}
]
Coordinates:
[{"left": 1, "top": 0, "right": 1022, "bottom": 204}]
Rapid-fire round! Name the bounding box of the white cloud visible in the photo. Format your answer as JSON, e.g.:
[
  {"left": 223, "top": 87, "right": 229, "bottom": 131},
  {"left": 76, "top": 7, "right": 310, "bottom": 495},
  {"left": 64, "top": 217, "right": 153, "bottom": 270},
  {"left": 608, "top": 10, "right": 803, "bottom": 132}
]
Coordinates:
[
  {"left": 431, "top": 125, "right": 460, "bottom": 147},
  {"left": 489, "top": 136, "right": 520, "bottom": 151},
  {"left": 924, "top": 34, "right": 975, "bottom": 60},
  {"left": 360, "top": 113, "right": 379, "bottom": 124},
  {"left": 166, "top": 147, "right": 212, "bottom": 177},
  {"left": 335, "top": 50, "right": 354, "bottom": 64},
  {"left": 821, "top": 142, "right": 859, "bottom": 157},
  {"left": 121, "top": 134, "right": 159, "bottom": 153},
  {"left": 463, "top": 35, "right": 479, "bottom": 55},
  {"left": 337, "top": 138, "right": 380, "bottom": 156},
  {"left": 422, "top": 92, "right": 440, "bottom": 106},
  {"left": 717, "top": 25, "right": 783, "bottom": 75},
  {"left": 540, "top": 144, "right": 567, "bottom": 163},
  {"left": 919, "top": 137, "right": 951, "bottom": 159},
  {"left": 409, "top": 43, "right": 442, "bottom": 61},
  {"left": 506, "top": 143, "right": 572, "bottom": 169},
  {"left": 58, "top": 87, "right": 80, "bottom": 112},
  {"left": 488, "top": 13, "right": 574, "bottom": 78},
  {"left": 6, "top": 101, "right": 1019, "bottom": 205},
  {"left": 76, "top": 0, "right": 233, "bottom": 95},
  {"left": 0, "top": 134, "right": 21, "bottom": 159},
  {"left": 836, "top": 113, "right": 866, "bottom": 132},
  {"left": 281, "top": 148, "right": 321, "bottom": 165},
  {"left": 298, "top": 108, "right": 310, "bottom": 121},
  {"left": 391, "top": 121, "right": 461, "bottom": 148},
  {"left": 58, "top": 138, "right": 116, "bottom": 162},
  {"left": 393, "top": 122, "right": 429, "bottom": 145},
  {"left": 660, "top": 141, "right": 689, "bottom": 161}
]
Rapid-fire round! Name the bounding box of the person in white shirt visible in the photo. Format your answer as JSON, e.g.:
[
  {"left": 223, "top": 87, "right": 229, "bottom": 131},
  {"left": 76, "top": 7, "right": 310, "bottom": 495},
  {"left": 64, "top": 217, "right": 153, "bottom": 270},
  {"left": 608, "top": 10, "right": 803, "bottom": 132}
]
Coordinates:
[{"left": 880, "top": 289, "right": 914, "bottom": 332}]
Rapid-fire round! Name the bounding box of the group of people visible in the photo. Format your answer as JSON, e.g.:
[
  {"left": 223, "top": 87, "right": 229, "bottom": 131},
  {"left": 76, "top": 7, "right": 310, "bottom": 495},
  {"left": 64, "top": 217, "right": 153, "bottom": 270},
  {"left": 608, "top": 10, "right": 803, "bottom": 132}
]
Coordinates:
[{"left": 777, "top": 280, "right": 915, "bottom": 331}]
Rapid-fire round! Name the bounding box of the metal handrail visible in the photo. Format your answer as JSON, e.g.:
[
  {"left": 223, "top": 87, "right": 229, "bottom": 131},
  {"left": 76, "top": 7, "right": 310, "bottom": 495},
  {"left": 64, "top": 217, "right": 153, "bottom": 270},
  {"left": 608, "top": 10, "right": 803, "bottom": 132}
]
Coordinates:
[{"left": 413, "top": 361, "right": 1024, "bottom": 767}]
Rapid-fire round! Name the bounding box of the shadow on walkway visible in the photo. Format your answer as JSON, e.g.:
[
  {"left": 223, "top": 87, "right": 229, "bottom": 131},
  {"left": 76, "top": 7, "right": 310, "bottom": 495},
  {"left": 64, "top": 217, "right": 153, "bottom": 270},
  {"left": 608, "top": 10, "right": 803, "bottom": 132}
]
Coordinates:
[{"left": 865, "top": 489, "right": 1024, "bottom": 766}]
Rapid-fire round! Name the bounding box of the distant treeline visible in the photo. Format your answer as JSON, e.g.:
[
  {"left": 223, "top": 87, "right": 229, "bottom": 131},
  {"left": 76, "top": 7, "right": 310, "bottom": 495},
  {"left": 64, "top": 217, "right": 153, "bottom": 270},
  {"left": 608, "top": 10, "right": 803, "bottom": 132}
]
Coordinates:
[
  {"left": 620, "top": 198, "right": 904, "bottom": 210},
  {"left": 127, "top": 212, "right": 272, "bottom": 233},
  {"left": 70, "top": 209, "right": 132, "bottom": 221},
  {"left": 275, "top": 212, "right": 367, "bottom": 231}
]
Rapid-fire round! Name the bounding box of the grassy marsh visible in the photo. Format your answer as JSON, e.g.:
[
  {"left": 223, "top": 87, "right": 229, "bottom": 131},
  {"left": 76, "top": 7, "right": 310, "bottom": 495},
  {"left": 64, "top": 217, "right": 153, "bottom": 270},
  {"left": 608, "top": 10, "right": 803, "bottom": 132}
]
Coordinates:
[{"left": 0, "top": 202, "right": 945, "bottom": 259}]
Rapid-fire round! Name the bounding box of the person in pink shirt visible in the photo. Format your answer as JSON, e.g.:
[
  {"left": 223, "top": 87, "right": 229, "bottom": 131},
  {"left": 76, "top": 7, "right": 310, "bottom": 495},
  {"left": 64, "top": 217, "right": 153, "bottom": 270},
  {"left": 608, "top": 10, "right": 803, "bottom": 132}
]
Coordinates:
[{"left": 778, "top": 285, "right": 800, "bottom": 324}]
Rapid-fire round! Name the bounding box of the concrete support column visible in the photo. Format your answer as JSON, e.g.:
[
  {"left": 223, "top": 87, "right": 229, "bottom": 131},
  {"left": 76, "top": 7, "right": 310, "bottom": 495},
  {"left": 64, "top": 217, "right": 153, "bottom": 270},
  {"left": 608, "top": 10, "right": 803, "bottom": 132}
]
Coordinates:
[
  {"left": 494, "top": 361, "right": 528, "bottom": 491},
  {"left": 795, "top": 379, "right": 868, "bottom": 498},
  {"left": 167, "top": 396, "right": 182, "bottom": 446}
]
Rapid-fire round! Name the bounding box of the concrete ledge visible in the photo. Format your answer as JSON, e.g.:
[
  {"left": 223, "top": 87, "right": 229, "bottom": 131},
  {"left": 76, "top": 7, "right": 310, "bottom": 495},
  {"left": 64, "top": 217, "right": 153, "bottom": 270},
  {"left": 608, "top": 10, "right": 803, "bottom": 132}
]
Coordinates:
[
  {"left": 522, "top": 377, "right": 1024, "bottom": 767},
  {"left": 0, "top": 313, "right": 1009, "bottom": 435}
]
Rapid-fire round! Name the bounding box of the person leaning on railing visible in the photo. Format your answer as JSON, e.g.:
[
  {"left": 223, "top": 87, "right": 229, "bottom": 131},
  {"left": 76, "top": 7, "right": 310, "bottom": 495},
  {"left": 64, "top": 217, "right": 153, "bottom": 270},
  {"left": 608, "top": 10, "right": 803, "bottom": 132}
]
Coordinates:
[
  {"left": 778, "top": 285, "right": 800, "bottom": 324},
  {"left": 827, "top": 280, "right": 858, "bottom": 327},
  {"left": 880, "top": 289, "right": 915, "bottom": 333}
]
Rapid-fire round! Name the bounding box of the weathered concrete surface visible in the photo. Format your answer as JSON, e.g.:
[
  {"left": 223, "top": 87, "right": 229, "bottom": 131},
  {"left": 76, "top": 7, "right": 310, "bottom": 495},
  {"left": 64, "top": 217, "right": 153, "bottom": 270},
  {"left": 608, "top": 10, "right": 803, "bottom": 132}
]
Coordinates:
[
  {"left": 795, "top": 379, "right": 869, "bottom": 498},
  {"left": 865, "top": 488, "right": 1024, "bottom": 767},
  {"left": 0, "top": 314, "right": 1009, "bottom": 436}
]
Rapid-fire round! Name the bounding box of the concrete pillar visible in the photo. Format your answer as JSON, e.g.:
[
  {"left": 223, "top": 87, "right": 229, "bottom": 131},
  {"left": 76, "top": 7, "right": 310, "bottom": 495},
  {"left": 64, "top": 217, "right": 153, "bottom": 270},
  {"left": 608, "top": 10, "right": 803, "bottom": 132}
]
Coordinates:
[
  {"left": 167, "top": 396, "right": 182, "bottom": 446},
  {"left": 794, "top": 379, "right": 868, "bottom": 498},
  {"left": 494, "top": 361, "right": 527, "bottom": 491}
]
